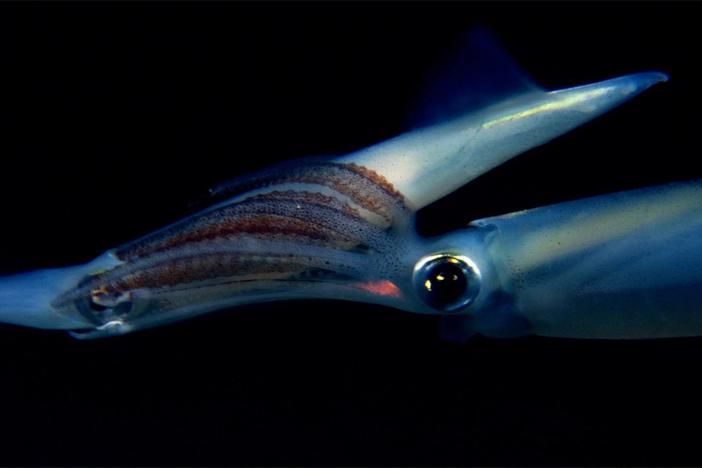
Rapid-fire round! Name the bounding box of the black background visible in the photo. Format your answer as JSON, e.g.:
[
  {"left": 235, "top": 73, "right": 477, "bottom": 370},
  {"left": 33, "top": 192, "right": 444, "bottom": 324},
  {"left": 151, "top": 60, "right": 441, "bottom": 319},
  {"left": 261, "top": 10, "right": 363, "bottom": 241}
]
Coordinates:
[{"left": 0, "top": 2, "right": 701, "bottom": 466}]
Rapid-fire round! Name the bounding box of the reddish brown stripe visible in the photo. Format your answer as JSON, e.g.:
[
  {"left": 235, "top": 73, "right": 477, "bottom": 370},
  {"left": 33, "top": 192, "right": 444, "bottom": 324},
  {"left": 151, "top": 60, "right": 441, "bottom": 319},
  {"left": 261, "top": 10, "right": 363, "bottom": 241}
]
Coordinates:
[
  {"left": 53, "top": 252, "right": 319, "bottom": 307},
  {"left": 114, "top": 196, "right": 385, "bottom": 261},
  {"left": 210, "top": 162, "right": 408, "bottom": 222},
  {"left": 251, "top": 190, "right": 361, "bottom": 218},
  {"left": 126, "top": 215, "right": 355, "bottom": 259},
  {"left": 113, "top": 253, "right": 306, "bottom": 291},
  {"left": 343, "top": 163, "right": 404, "bottom": 206}
]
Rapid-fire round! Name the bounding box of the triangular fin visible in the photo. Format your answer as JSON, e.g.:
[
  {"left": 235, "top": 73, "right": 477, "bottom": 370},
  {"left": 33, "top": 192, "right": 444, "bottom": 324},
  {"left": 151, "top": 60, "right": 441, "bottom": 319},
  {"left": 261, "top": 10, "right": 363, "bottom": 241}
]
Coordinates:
[{"left": 409, "top": 28, "right": 542, "bottom": 129}]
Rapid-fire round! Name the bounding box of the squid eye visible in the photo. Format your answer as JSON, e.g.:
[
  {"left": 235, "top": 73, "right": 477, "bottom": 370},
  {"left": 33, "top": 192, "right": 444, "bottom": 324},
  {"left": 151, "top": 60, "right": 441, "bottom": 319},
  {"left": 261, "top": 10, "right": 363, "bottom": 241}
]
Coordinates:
[{"left": 414, "top": 255, "right": 481, "bottom": 312}]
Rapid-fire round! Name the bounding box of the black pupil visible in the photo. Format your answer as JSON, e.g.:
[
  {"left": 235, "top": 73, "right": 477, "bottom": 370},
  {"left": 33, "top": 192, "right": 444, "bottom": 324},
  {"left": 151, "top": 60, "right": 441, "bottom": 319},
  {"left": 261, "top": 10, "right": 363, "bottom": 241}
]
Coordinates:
[{"left": 422, "top": 259, "right": 468, "bottom": 310}]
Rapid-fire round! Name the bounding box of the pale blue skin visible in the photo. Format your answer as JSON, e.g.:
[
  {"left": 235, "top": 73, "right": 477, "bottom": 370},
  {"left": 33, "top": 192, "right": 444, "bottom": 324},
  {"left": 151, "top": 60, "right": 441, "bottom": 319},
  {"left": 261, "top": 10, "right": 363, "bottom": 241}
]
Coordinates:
[{"left": 0, "top": 33, "right": 698, "bottom": 340}]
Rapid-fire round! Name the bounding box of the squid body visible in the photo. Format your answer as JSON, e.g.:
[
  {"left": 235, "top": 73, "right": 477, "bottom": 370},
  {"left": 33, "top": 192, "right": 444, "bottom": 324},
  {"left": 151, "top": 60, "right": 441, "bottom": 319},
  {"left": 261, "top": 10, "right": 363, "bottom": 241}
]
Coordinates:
[{"left": 1, "top": 33, "right": 697, "bottom": 340}]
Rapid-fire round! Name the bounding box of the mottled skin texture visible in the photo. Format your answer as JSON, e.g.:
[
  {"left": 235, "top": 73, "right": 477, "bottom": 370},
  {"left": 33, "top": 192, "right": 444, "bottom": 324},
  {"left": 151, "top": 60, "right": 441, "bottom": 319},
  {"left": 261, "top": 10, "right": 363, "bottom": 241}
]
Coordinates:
[{"left": 51, "top": 162, "right": 414, "bottom": 332}]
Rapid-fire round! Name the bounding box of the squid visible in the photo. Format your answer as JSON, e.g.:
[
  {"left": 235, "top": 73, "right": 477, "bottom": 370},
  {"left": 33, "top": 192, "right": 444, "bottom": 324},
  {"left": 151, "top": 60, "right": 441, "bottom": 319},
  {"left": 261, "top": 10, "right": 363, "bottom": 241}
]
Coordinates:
[{"left": 1, "top": 32, "right": 698, "bottom": 340}]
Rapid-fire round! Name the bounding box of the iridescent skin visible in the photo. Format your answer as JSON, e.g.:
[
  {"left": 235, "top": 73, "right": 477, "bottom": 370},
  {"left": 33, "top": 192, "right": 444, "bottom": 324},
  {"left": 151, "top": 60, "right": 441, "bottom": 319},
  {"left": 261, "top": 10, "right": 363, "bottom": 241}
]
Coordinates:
[{"left": 1, "top": 36, "right": 697, "bottom": 340}]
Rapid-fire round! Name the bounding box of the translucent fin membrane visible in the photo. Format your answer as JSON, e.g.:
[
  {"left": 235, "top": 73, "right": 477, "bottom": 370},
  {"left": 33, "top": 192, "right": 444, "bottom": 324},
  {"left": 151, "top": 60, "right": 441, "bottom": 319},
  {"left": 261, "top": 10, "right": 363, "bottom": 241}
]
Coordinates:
[{"left": 410, "top": 28, "right": 541, "bottom": 128}]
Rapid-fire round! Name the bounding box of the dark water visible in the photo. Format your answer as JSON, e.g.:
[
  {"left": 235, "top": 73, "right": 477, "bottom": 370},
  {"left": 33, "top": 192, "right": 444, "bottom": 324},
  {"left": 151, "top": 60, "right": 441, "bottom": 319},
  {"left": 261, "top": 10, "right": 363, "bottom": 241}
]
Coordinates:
[{"left": 0, "top": 2, "right": 700, "bottom": 466}]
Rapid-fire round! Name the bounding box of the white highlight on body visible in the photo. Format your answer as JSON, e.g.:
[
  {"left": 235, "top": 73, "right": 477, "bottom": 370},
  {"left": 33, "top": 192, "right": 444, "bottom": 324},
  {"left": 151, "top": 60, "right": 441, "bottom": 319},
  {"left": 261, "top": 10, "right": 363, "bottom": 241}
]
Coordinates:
[{"left": 340, "top": 73, "right": 666, "bottom": 210}]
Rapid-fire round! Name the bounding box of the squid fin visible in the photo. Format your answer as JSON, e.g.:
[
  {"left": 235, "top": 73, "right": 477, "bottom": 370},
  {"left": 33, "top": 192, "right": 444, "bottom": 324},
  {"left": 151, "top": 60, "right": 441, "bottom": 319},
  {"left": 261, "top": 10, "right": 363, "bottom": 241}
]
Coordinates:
[{"left": 409, "top": 28, "right": 541, "bottom": 129}]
